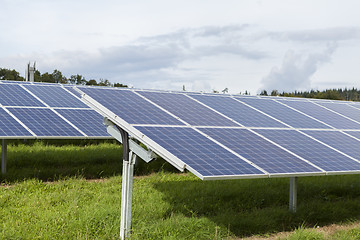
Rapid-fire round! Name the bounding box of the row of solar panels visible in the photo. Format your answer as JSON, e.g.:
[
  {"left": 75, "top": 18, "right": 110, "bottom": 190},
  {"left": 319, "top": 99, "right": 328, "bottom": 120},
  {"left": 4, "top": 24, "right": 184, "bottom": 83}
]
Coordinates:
[
  {"left": 0, "top": 81, "right": 110, "bottom": 138},
  {"left": 77, "top": 87, "right": 360, "bottom": 180}
]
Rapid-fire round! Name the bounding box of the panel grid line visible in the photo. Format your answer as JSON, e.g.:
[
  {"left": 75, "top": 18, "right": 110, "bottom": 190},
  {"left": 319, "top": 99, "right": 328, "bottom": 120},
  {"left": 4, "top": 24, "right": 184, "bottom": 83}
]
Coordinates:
[
  {"left": 134, "top": 91, "right": 327, "bottom": 175},
  {"left": 273, "top": 99, "right": 336, "bottom": 129},
  {"left": 311, "top": 101, "right": 360, "bottom": 126},
  {"left": 20, "top": 85, "right": 87, "bottom": 137},
  {"left": 184, "top": 94, "right": 243, "bottom": 126},
  {"left": 0, "top": 105, "right": 36, "bottom": 137},
  {"left": 134, "top": 91, "right": 272, "bottom": 175},
  {"left": 298, "top": 130, "right": 360, "bottom": 164},
  {"left": 231, "top": 97, "right": 294, "bottom": 128}
]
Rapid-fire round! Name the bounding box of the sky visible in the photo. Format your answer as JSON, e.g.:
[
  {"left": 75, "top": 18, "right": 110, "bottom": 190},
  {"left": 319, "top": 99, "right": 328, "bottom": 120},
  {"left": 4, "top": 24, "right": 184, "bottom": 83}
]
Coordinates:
[{"left": 1, "top": 0, "right": 360, "bottom": 95}]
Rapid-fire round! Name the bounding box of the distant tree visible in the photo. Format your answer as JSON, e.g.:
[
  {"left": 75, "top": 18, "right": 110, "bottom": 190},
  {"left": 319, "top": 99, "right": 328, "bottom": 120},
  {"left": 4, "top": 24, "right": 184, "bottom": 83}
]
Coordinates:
[
  {"left": 86, "top": 79, "right": 98, "bottom": 86},
  {"left": 98, "top": 78, "right": 111, "bottom": 86},
  {"left": 271, "top": 90, "right": 279, "bottom": 96},
  {"left": 212, "top": 90, "right": 219, "bottom": 93},
  {"left": 316, "top": 89, "right": 341, "bottom": 100},
  {"left": 69, "top": 74, "right": 86, "bottom": 85},
  {"left": 52, "top": 69, "right": 67, "bottom": 84},
  {"left": 40, "top": 72, "right": 55, "bottom": 83},
  {"left": 114, "top": 83, "right": 128, "bottom": 88},
  {"left": 0, "top": 68, "right": 25, "bottom": 81},
  {"left": 34, "top": 70, "right": 42, "bottom": 82},
  {"left": 259, "top": 90, "right": 268, "bottom": 96}
]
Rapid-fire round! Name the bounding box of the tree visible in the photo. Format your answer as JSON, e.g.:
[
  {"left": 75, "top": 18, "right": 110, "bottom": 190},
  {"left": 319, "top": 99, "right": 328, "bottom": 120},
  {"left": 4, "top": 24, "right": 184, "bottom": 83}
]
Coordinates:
[
  {"left": 52, "top": 69, "right": 67, "bottom": 84},
  {"left": 69, "top": 74, "right": 86, "bottom": 85},
  {"left": 86, "top": 79, "right": 98, "bottom": 86},
  {"left": 34, "top": 70, "right": 42, "bottom": 82},
  {"left": 259, "top": 90, "right": 268, "bottom": 96},
  {"left": 98, "top": 78, "right": 111, "bottom": 86},
  {"left": 114, "top": 83, "right": 128, "bottom": 88},
  {"left": 271, "top": 90, "right": 279, "bottom": 96},
  {"left": 40, "top": 72, "right": 55, "bottom": 83},
  {"left": 0, "top": 68, "right": 25, "bottom": 81}
]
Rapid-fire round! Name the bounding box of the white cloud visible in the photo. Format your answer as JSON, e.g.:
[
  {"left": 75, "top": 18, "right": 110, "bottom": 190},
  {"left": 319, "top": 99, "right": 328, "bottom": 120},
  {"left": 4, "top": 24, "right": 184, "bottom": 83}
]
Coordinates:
[{"left": 259, "top": 43, "right": 337, "bottom": 93}]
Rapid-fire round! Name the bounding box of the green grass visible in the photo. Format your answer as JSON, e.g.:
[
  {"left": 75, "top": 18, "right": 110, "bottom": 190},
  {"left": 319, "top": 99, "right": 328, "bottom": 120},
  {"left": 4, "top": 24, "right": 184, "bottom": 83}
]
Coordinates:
[
  {"left": 0, "top": 141, "right": 176, "bottom": 183},
  {"left": 2, "top": 142, "right": 360, "bottom": 239}
]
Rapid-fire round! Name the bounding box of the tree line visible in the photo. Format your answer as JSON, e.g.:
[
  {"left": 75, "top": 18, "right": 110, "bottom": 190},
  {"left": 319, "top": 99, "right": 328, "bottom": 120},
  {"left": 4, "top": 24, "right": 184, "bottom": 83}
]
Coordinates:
[
  {"left": 260, "top": 88, "right": 360, "bottom": 101},
  {"left": 0, "top": 68, "right": 127, "bottom": 87}
]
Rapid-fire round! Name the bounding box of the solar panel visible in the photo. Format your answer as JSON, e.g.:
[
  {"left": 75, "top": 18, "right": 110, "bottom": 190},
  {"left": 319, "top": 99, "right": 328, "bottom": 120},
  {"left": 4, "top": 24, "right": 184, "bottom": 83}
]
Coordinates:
[
  {"left": 0, "top": 81, "right": 111, "bottom": 139},
  {"left": 78, "top": 87, "right": 360, "bottom": 179},
  {"left": 136, "top": 91, "right": 238, "bottom": 126},
  {"left": 255, "top": 129, "right": 360, "bottom": 172},
  {"left": 24, "top": 85, "right": 88, "bottom": 108},
  {"left": 236, "top": 97, "right": 331, "bottom": 129},
  {"left": 315, "top": 102, "right": 360, "bottom": 123},
  {"left": 135, "top": 126, "right": 265, "bottom": 178},
  {"left": 55, "top": 109, "right": 109, "bottom": 137},
  {"left": 303, "top": 130, "right": 360, "bottom": 161},
  {"left": 78, "top": 87, "right": 185, "bottom": 125},
  {"left": 279, "top": 100, "right": 360, "bottom": 129},
  {"left": 0, "top": 84, "right": 45, "bottom": 107},
  {"left": 0, "top": 108, "right": 32, "bottom": 137},
  {"left": 200, "top": 128, "right": 321, "bottom": 175},
  {"left": 189, "top": 94, "right": 287, "bottom": 128},
  {"left": 8, "top": 108, "right": 84, "bottom": 137},
  {"left": 64, "top": 86, "right": 83, "bottom": 97}
]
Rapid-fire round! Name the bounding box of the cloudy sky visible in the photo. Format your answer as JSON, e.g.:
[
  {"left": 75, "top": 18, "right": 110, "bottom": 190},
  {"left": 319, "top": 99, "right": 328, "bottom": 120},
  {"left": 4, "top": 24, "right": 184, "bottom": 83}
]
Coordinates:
[{"left": 1, "top": 0, "right": 360, "bottom": 94}]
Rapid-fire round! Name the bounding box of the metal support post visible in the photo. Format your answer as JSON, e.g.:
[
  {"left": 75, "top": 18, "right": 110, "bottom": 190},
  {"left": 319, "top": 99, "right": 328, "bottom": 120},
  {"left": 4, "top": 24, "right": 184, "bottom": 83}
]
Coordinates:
[
  {"left": 117, "top": 126, "right": 136, "bottom": 240},
  {"left": 2, "top": 139, "right": 7, "bottom": 175},
  {"left": 289, "top": 177, "right": 297, "bottom": 213},
  {"left": 120, "top": 151, "right": 136, "bottom": 239}
]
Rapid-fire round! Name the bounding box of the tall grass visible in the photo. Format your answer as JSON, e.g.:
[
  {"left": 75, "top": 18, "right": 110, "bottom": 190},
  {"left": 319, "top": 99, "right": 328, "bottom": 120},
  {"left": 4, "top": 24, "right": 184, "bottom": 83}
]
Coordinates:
[
  {"left": 2, "top": 142, "right": 360, "bottom": 239},
  {"left": 0, "top": 141, "right": 176, "bottom": 183}
]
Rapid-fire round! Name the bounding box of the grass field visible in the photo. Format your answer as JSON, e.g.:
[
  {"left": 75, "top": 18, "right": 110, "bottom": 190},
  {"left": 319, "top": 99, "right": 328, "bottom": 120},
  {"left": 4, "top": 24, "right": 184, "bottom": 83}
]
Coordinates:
[{"left": 2, "top": 141, "right": 360, "bottom": 239}]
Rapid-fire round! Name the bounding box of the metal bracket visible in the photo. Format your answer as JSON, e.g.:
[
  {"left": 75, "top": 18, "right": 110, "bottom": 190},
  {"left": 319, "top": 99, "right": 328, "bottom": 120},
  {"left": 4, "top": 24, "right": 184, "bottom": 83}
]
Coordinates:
[{"left": 104, "top": 118, "right": 156, "bottom": 163}]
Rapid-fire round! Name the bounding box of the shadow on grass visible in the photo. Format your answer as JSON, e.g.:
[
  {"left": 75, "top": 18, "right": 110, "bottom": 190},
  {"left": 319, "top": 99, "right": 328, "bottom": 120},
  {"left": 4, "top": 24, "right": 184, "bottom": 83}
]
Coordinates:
[
  {"left": 152, "top": 175, "right": 360, "bottom": 238},
  {"left": 0, "top": 142, "right": 178, "bottom": 183}
]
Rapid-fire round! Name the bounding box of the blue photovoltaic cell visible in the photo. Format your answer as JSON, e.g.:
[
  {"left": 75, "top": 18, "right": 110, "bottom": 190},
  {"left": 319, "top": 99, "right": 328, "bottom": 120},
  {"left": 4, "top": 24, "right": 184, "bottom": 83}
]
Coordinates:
[
  {"left": 200, "top": 128, "right": 320, "bottom": 174},
  {"left": 0, "top": 84, "right": 45, "bottom": 107},
  {"left": 280, "top": 100, "right": 360, "bottom": 129},
  {"left": 24, "top": 85, "right": 88, "bottom": 108},
  {"left": 56, "top": 109, "right": 110, "bottom": 137},
  {"left": 351, "top": 103, "right": 360, "bottom": 110},
  {"left": 78, "top": 87, "right": 184, "bottom": 125},
  {"left": 64, "top": 86, "right": 82, "bottom": 97},
  {"left": 316, "top": 102, "right": 360, "bottom": 123},
  {"left": 236, "top": 97, "right": 330, "bottom": 129},
  {"left": 137, "top": 91, "right": 238, "bottom": 126},
  {"left": 135, "top": 126, "right": 264, "bottom": 177},
  {"left": 255, "top": 129, "right": 360, "bottom": 172},
  {"left": 303, "top": 130, "right": 360, "bottom": 161},
  {"left": 189, "top": 94, "right": 287, "bottom": 128},
  {"left": 8, "top": 108, "right": 83, "bottom": 137},
  {"left": 344, "top": 131, "right": 360, "bottom": 140},
  {"left": 0, "top": 108, "right": 32, "bottom": 136}
]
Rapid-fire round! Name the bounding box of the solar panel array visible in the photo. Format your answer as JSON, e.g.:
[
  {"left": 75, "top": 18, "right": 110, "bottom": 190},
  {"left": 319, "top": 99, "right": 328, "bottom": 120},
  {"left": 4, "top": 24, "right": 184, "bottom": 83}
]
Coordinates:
[
  {"left": 78, "top": 86, "right": 360, "bottom": 180},
  {"left": 0, "top": 81, "right": 110, "bottom": 139}
]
